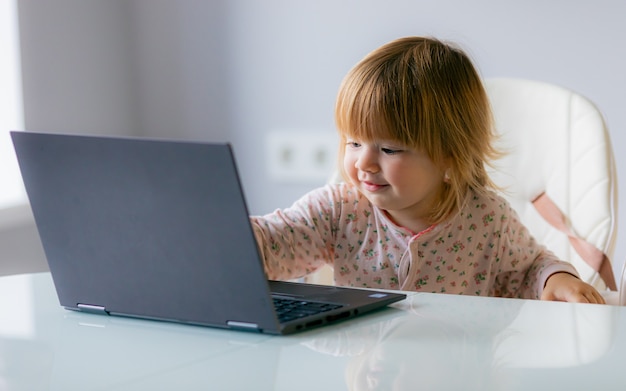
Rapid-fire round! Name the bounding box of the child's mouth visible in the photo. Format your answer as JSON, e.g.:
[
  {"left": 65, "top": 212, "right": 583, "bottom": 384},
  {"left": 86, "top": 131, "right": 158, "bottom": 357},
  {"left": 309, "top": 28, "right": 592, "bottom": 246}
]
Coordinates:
[{"left": 362, "top": 181, "right": 387, "bottom": 192}]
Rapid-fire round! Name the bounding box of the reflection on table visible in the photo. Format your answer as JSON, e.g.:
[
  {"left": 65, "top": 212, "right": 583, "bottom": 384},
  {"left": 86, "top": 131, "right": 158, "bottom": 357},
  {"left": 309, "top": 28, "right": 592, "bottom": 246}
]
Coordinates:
[{"left": 0, "top": 272, "right": 624, "bottom": 390}]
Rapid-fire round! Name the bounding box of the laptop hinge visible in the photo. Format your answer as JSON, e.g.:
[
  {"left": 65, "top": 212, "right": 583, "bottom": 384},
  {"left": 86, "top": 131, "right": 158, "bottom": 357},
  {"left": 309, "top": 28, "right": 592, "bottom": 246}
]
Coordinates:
[
  {"left": 227, "top": 320, "right": 260, "bottom": 331},
  {"left": 77, "top": 304, "right": 109, "bottom": 315}
]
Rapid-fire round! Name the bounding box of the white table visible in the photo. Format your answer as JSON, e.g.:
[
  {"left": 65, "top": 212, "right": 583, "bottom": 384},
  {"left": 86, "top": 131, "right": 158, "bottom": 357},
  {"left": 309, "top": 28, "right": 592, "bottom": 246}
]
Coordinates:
[{"left": 1, "top": 272, "right": 624, "bottom": 390}]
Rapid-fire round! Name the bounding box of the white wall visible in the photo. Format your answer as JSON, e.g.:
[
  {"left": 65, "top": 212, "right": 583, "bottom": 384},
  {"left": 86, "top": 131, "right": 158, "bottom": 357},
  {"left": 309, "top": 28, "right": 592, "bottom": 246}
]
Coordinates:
[
  {"left": 13, "top": 0, "right": 626, "bottom": 277},
  {"left": 18, "top": 0, "right": 137, "bottom": 136}
]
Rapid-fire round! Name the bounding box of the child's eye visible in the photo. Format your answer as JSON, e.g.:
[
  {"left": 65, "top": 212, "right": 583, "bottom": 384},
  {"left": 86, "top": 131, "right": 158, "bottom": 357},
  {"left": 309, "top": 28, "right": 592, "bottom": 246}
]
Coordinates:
[
  {"left": 346, "top": 141, "right": 361, "bottom": 148},
  {"left": 381, "top": 147, "right": 402, "bottom": 155}
]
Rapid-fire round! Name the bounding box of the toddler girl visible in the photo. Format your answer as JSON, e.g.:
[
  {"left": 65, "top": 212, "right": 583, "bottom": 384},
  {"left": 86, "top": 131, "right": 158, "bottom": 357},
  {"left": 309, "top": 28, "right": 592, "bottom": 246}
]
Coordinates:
[{"left": 251, "top": 36, "right": 604, "bottom": 304}]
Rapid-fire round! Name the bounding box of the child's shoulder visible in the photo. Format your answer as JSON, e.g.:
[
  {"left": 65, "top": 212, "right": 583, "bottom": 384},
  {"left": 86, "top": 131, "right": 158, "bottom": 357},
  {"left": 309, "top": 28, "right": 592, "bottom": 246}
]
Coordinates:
[
  {"left": 288, "top": 183, "right": 382, "bottom": 226},
  {"left": 296, "top": 182, "right": 361, "bottom": 204},
  {"left": 462, "top": 188, "right": 519, "bottom": 219},
  {"left": 467, "top": 188, "right": 512, "bottom": 206},
  {"left": 315, "top": 182, "right": 359, "bottom": 197}
]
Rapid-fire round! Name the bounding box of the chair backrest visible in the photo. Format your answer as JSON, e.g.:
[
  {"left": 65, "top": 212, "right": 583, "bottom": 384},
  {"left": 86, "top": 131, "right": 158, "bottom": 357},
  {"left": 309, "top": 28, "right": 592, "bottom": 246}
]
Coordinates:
[{"left": 484, "top": 77, "right": 618, "bottom": 291}]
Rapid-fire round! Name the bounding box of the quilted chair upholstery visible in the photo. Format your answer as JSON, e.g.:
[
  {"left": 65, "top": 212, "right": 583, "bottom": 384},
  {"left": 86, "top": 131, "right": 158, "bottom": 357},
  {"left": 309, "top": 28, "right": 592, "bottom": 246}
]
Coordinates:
[
  {"left": 484, "top": 78, "right": 618, "bottom": 293},
  {"left": 308, "top": 77, "right": 619, "bottom": 300}
]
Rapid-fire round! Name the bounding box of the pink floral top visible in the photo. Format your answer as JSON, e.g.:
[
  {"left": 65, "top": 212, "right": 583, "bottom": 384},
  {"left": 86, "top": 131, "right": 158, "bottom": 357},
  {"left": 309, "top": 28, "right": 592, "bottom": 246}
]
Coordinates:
[{"left": 250, "top": 183, "right": 578, "bottom": 299}]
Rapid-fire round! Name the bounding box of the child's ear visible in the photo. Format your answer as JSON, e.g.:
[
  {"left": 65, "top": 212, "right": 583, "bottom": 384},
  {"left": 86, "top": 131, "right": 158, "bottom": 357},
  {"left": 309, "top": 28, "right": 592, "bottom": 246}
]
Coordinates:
[
  {"left": 443, "top": 168, "right": 451, "bottom": 183},
  {"left": 441, "top": 158, "right": 453, "bottom": 183}
]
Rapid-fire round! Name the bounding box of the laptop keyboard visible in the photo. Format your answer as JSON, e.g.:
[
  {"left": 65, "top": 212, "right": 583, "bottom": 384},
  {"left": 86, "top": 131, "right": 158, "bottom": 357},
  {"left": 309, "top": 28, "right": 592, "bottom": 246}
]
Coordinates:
[{"left": 272, "top": 297, "right": 343, "bottom": 323}]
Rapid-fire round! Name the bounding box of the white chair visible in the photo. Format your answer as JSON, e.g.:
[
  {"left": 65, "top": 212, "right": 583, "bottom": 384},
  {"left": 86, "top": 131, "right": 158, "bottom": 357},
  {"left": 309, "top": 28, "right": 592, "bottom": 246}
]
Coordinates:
[
  {"left": 484, "top": 77, "right": 618, "bottom": 295},
  {"left": 307, "top": 77, "right": 620, "bottom": 301}
]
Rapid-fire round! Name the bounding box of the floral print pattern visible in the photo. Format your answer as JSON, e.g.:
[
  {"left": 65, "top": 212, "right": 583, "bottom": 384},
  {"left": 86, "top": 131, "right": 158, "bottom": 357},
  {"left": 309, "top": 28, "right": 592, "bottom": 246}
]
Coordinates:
[{"left": 251, "top": 184, "right": 577, "bottom": 299}]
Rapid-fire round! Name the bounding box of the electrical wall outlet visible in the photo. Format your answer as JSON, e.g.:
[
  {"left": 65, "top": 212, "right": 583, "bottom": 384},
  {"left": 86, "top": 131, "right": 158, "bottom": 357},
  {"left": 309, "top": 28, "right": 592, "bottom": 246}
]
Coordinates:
[{"left": 266, "top": 131, "right": 337, "bottom": 183}]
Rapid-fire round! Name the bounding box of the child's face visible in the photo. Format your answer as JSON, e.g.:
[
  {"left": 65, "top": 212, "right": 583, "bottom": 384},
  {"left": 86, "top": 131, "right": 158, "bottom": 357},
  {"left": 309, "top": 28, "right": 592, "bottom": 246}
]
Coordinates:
[{"left": 343, "top": 137, "right": 446, "bottom": 230}]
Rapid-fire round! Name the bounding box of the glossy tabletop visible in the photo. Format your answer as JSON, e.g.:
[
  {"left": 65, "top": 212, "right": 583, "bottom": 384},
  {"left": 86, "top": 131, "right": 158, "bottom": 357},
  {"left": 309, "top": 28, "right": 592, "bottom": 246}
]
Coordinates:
[{"left": 2, "top": 272, "right": 625, "bottom": 390}]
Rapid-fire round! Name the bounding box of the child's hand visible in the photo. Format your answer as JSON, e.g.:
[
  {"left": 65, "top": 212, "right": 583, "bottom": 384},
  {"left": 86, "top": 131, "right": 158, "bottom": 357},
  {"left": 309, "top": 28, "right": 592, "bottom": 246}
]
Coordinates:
[{"left": 541, "top": 272, "right": 606, "bottom": 304}]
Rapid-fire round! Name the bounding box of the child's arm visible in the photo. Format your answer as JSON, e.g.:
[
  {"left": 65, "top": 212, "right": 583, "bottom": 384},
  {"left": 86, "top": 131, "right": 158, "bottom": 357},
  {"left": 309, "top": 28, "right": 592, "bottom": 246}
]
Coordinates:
[
  {"left": 541, "top": 272, "right": 606, "bottom": 304},
  {"left": 496, "top": 197, "right": 605, "bottom": 303},
  {"left": 250, "top": 185, "right": 341, "bottom": 281},
  {"left": 251, "top": 211, "right": 331, "bottom": 281}
]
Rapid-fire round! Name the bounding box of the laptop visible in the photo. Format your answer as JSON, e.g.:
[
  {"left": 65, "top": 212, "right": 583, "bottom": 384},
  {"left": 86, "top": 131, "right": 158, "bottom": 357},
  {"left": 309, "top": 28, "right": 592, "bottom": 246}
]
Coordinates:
[{"left": 11, "top": 131, "right": 406, "bottom": 335}]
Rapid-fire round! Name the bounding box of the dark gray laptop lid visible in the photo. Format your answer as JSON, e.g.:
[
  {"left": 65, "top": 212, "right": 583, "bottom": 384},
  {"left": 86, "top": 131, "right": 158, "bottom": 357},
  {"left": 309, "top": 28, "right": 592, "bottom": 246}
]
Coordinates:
[{"left": 11, "top": 131, "right": 281, "bottom": 332}]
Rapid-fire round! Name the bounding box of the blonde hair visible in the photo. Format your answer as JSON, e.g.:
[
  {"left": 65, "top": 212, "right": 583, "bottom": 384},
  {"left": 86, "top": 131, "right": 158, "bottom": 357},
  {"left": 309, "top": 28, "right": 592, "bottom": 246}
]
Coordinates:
[{"left": 335, "top": 36, "right": 500, "bottom": 223}]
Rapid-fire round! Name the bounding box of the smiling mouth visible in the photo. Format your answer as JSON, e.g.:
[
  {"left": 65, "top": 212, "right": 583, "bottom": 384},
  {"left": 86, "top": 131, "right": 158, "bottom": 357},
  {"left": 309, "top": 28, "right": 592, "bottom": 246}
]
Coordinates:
[{"left": 362, "top": 181, "right": 388, "bottom": 192}]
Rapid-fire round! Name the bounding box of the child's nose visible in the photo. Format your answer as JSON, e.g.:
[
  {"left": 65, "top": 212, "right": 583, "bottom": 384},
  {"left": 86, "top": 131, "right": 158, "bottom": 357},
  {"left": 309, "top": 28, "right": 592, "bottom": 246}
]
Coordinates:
[{"left": 355, "top": 148, "right": 379, "bottom": 173}]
